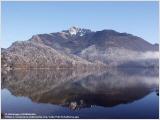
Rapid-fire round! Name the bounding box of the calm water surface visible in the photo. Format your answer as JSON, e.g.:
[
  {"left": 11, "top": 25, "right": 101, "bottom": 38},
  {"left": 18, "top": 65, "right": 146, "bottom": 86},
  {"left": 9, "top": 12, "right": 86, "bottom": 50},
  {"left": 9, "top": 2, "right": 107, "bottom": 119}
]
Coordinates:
[{"left": 1, "top": 68, "right": 159, "bottom": 119}]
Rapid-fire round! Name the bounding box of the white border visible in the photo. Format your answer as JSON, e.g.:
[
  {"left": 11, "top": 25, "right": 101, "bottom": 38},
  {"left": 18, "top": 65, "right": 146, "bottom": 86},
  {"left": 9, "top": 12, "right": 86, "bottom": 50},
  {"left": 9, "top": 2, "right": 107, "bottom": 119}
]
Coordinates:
[{"left": 0, "top": 0, "right": 159, "bottom": 120}]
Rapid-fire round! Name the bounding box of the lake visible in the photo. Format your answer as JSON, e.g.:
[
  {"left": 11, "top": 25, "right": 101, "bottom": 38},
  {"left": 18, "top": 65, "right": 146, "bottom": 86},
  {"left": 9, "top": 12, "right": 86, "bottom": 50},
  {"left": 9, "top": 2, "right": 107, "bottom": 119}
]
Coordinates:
[{"left": 1, "top": 68, "right": 159, "bottom": 119}]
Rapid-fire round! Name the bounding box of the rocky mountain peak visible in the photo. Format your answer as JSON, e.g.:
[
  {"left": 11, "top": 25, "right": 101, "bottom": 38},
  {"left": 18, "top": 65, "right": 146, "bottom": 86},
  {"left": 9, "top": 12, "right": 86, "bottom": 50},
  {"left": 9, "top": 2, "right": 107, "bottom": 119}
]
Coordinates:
[
  {"left": 68, "top": 26, "right": 80, "bottom": 35},
  {"left": 62, "top": 26, "right": 92, "bottom": 36}
]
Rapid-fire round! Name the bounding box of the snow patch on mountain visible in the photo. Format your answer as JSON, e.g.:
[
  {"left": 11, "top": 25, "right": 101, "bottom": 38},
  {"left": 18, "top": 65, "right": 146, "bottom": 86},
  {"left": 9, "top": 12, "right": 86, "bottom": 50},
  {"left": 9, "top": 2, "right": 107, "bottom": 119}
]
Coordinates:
[
  {"left": 69, "top": 26, "right": 79, "bottom": 35},
  {"left": 62, "top": 26, "right": 92, "bottom": 36}
]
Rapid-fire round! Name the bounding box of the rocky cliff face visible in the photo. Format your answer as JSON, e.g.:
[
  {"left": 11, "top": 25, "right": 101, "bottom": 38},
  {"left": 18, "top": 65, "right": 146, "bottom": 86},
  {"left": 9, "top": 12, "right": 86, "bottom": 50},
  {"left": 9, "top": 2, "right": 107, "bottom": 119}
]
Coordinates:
[{"left": 1, "top": 26, "right": 159, "bottom": 69}]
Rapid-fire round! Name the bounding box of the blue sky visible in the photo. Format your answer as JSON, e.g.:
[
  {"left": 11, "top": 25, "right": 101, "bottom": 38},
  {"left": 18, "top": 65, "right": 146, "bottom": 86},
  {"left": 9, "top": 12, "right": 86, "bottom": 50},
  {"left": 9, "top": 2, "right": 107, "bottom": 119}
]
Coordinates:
[{"left": 1, "top": 1, "right": 159, "bottom": 48}]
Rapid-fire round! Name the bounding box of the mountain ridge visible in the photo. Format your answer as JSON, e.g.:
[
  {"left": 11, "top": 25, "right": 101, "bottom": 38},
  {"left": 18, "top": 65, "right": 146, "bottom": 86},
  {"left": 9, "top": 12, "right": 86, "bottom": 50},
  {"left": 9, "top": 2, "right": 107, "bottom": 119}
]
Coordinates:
[{"left": 1, "top": 27, "right": 159, "bottom": 69}]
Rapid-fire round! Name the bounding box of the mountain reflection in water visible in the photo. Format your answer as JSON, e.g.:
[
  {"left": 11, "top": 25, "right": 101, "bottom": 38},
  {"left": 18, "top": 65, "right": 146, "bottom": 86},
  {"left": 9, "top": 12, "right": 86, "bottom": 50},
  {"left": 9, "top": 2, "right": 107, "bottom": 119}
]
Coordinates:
[{"left": 1, "top": 68, "right": 159, "bottom": 119}]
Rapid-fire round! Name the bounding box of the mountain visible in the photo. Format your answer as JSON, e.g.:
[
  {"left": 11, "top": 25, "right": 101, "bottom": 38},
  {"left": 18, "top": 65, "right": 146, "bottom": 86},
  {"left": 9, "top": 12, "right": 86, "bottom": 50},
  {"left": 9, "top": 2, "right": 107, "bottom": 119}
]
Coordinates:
[{"left": 1, "top": 26, "right": 159, "bottom": 69}]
